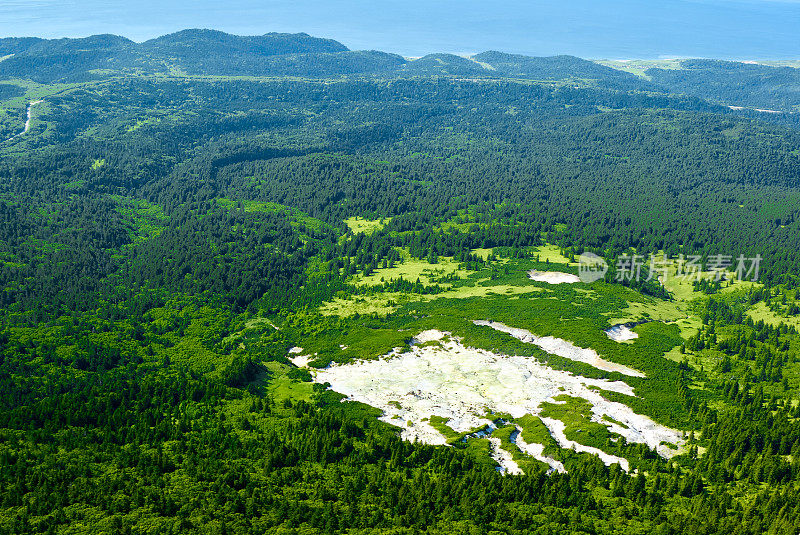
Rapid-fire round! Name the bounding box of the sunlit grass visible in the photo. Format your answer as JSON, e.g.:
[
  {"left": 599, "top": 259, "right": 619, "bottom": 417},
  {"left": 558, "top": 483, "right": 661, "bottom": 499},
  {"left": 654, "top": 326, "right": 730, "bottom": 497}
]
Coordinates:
[{"left": 344, "top": 216, "right": 388, "bottom": 235}]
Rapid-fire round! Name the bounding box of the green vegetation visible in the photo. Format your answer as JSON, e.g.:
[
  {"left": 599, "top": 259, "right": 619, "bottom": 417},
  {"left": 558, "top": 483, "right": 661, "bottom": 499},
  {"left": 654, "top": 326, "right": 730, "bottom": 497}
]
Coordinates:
[
  {"left": 344, "top": 216, "right": 387, "bottom": 235},
  {"left": 597, "top": 58, "right": 684, "bottom": 79},
  {"left": 538, "top": 396, "right": 648, "bottom": 468},
  {"left": 646, "top": 59, "right": 800, "bottom": 112},
  {"left": 0, "top": 29, "right": 799, "bottom": 534},
  {"left": 428, "top": 415, "right": 462, "bottom": 443}
]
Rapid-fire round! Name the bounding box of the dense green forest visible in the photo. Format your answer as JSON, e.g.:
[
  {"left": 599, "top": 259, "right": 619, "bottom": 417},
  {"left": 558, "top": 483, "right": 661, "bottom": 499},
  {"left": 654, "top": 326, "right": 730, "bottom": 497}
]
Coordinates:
[
  {"left": 1, "top": 30, "right": 800, "bottom": 534},
  {"left": 646, "top": 59, "right": 800, "bottom": 112}
]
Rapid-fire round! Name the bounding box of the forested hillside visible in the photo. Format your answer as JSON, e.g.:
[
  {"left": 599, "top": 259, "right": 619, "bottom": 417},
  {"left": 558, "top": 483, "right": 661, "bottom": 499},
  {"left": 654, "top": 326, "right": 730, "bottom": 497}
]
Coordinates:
[
  {"left": 647, "top": 59, "right": 800, "bottom": 112},
  {"left": 1, "top": 30, "right": 800, "bottom": 534}
]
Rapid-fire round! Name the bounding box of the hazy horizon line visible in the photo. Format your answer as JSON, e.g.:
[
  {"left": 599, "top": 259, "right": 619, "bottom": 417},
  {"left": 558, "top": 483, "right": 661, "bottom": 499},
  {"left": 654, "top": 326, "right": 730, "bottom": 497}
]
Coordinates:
[{"left": 2, "top": 28, "right": 800, "bottom": 64}]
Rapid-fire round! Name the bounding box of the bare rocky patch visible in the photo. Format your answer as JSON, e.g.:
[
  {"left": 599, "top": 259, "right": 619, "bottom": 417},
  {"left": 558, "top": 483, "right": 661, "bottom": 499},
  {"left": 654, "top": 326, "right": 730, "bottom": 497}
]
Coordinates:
[
  {"left": 474, "top": 320, "right": 646, "bottom": 377},
  {"left": 528, "top": 270, "right": 581, "bottom": 284},
  {"left": 312, "top": 329, "right": 682, "bottom": 473}
]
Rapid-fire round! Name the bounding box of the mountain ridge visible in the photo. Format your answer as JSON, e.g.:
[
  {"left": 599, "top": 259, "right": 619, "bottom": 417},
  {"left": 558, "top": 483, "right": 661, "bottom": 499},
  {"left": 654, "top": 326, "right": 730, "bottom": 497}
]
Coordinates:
[{"left": 1, "top": 29, "right": 799, "bottom": 111}]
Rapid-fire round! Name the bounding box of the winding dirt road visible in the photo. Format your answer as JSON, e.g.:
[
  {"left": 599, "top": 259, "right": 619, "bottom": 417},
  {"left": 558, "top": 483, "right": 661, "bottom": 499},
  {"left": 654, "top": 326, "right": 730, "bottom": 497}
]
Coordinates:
[{"left": 2, "top": 100, "right": 43, "bottom": 143}]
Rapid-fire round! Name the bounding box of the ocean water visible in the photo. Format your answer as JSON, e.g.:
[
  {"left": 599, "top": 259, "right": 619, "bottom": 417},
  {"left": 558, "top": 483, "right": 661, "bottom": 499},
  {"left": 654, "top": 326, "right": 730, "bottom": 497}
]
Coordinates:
[{"left": 1, "top": 0, "right": 799, "bottom": 59}]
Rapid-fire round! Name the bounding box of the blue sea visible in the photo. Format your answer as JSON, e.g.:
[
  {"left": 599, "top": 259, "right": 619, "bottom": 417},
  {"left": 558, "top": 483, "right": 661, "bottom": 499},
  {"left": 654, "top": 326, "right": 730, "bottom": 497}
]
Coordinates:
[{"left": 1, "top": 0, "right": 799, "bottom": 59}]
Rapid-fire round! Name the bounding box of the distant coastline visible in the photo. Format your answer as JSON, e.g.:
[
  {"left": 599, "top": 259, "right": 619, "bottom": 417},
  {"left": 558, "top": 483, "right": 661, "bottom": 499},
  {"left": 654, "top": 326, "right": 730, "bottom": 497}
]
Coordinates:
[{"left": 1, "top": 0, "right": 799, "bottom": 59}]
